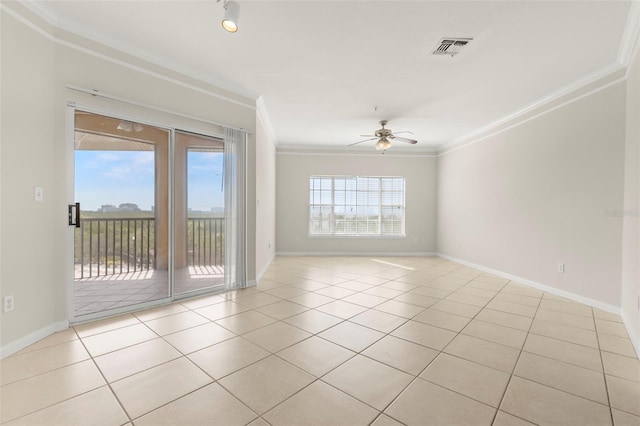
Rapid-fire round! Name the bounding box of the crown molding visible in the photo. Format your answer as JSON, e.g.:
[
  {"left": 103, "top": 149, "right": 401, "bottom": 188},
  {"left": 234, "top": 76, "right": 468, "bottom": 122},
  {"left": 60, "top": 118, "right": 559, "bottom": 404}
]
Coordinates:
[
  {"left": 256, "top": 97, "right": 278, "bottom": 147},
  {"left": 618, "top": 0, "right": 640, "bottom": 67},
  {"left": 9, "top": 0, "right": 638, "bottom": 157},
  {"left": 13, "top": 0, "right": 259, "bottom": 105},
  {"left": 277, "top": 140, "right": 439, "bottom": 156},
  {"left": 439, "top": 2, "right": 637, "bottom": 155},
  {"left": 18, "top": 0, "right": 59, "bottom": 27},
  {"left": 276, "top": 149, "right": 438, "bottom": 158},
  {"left": 0, "top": 2, "right": 55, "bottom": 41},
  {"left": 438, "top": 63, "right": 626, "bottom": 156},
  {"left": 65, "top": 84, "right": 254, "bottom": 134}
]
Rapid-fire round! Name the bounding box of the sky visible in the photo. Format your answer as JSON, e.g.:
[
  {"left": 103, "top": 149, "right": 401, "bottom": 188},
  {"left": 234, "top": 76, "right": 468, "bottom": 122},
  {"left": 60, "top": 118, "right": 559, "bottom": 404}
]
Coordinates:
[{"left": 75, "top": 149, "right": 224, "bottom": 212}]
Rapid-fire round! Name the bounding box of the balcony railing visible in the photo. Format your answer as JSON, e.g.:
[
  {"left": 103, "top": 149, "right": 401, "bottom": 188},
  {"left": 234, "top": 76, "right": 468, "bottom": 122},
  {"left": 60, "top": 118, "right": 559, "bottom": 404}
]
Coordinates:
[
  {"left": 74, "top": 216, "right": 225, "bottom": 279},
  {"left": 188, "top": 217, "right": 225, "bottom": 267}
]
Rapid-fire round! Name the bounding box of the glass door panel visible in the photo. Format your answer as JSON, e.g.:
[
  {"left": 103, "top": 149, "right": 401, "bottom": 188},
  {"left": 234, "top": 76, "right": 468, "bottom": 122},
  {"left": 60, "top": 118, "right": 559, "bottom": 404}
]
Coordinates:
[
  {"left": 174, "top": 131, "right": 225, "bottom": 296},
  {"left": 73, "top": 111, "right": 170, "bottom": 318}
]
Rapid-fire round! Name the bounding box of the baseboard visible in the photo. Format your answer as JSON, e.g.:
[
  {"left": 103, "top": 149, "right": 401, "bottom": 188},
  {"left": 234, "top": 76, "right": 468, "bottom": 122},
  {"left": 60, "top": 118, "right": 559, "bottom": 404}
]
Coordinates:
[
  {"left": 621, "top": 311, "right": 640, "bottom": 360},
  {"left": 437, "top": 253, "right": 621, "bottom": 315},
  {"left": 0, "top": 320, "right": 69, "bottom": 360},
  {"left": 245, "top": 279, "right": 257, "bottom": 288},
  {"left": 256, "top": 253, "right": 276, "bottom": 283},
  {"left": 439, "top": 252, "right": 640, "bottom": 360},
  {"left": 275, "top": 251, "right": 438, "bottom": 257}
]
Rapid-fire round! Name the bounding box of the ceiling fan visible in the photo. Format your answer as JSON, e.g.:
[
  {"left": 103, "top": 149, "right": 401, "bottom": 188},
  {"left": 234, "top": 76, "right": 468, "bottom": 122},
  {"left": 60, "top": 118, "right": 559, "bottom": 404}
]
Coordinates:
[{"left": 349, "top": 120, "right": 418, "bottom": 151}]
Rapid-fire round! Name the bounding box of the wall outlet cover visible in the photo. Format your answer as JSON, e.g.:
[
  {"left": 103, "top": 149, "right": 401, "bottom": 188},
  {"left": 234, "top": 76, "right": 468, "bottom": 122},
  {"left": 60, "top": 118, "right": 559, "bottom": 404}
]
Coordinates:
[{"left": 4, "top": 296, "right": 15, "bottom": 312}]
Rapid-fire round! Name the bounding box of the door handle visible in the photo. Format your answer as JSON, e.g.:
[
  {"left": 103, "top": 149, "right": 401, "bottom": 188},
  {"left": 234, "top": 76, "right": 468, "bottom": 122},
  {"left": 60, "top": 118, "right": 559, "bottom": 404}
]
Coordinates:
[{"left": 68, "top": 202, "right": 80, "bottom": 228}]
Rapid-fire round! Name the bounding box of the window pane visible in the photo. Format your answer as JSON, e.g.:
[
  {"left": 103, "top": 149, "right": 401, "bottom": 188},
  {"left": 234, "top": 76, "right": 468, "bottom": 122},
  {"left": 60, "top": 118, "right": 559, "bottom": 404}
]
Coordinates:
[
  {"left": 318, "top": 190, "right": 329, "bottom": 204},
  {"left": 309, "top": 175, "right": 405, "bottom": 237}
]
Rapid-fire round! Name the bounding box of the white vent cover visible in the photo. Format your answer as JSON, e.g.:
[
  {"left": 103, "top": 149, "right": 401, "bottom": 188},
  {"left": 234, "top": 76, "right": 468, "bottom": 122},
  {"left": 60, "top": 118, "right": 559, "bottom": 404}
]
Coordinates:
[{"left": 431, "top": 38, "right": 473, "bottom": 56}]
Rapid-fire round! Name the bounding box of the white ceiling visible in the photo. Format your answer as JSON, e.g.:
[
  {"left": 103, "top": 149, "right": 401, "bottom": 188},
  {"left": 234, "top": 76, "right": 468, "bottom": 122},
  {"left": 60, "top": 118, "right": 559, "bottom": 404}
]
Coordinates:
[{"left": 34, "top": 1, "right": 633, "bottom": 151}]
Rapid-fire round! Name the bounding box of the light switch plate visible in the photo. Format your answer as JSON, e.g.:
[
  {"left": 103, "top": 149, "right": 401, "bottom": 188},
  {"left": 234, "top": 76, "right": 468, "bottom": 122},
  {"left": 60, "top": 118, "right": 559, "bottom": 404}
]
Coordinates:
[{"left": 34, "top": 187, "right": 43, "bottom": 202}]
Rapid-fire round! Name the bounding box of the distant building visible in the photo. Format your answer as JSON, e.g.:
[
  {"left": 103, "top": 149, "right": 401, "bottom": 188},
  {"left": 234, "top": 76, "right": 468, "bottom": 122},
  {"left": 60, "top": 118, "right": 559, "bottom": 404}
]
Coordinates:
[
  {"left": 99, "top": 204, "right": 118, "bottom": 212},
  {"left": 99, "top": 203, "right": 141, "bottom": 212},
  {"left": 119, "top": 203, "right": 140, "bottom": 211}
]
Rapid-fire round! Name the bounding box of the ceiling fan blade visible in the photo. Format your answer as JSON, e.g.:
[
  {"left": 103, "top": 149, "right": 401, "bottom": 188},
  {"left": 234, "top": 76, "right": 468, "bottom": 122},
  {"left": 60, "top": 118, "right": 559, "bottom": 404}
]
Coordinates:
[
  {"left": 360, "top": 134, "right": 376, "bottom": 137},
  {"left": 391, "top": 136, "right": 418, "bottom": 144},
  {"left": 393, "top": 131, "right": 414, "bottom": 136},
  {"left": 348, "top": 137, "right": 377, "bottom": 147}
]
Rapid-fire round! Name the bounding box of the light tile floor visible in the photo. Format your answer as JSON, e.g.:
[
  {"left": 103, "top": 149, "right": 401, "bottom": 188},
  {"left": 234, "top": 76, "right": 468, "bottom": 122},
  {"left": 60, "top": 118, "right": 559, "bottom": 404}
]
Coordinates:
[{"left": 2, "top": 256, "right": 640, "bottom": 425}]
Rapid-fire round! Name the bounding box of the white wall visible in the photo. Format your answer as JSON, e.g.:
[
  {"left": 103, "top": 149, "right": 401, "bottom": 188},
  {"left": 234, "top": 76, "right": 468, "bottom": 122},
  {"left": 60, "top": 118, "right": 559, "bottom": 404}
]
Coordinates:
[
  {"left": 437, "top": 81, "right": 626, "bottom": 308},
  {"left": 621, "top": 28, "right": 640, "bottom": 352},
  {"left": 255, "top": 110, "right": 277, "bottom": 280},
  {"left": 1, "top": 7, "right": 59, "bottom": 349},
  {"left": 0, "top": 4, "right": 257, "bottom": 354},
  {"left": 276, "top": 153, "right": 437, "bottom": 254}
]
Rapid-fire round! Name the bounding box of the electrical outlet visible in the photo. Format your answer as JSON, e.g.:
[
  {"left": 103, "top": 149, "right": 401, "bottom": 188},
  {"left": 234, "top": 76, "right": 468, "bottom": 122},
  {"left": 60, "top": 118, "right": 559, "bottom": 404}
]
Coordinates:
[
  {"left": 4, "top": 296, "right": 14, "bottom": 312},
  {"left": 557, "top": 263, "right": 564, "bottom": 273}
]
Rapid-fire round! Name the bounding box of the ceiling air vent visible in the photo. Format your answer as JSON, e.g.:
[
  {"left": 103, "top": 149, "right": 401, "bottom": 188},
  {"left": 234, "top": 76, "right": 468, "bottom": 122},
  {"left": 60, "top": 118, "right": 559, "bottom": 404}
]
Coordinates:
[{"left": 431, "top": 38, "right": 473, "bottom": 57}]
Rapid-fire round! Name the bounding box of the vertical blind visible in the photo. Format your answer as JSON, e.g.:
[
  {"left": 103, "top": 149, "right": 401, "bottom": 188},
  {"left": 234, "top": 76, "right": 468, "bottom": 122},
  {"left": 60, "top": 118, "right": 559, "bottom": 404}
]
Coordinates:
[
  {"left": 309, "top": 176, "right": 405, "bottom": 236},
  {"left": 224, "top": 127, "right": 247, "bottom": 289}
]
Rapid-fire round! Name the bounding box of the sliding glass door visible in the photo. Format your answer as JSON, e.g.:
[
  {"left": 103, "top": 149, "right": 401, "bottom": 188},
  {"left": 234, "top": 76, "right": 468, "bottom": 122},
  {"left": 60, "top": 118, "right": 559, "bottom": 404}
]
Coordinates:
[
  {"left": 174, "top": 131, "right": 225, "bottom": 296},
  {"left": 70, "top": 111, "right": 226, "bottom": 320},
  {"left": 72, "top": 111, "right": 171, "bottom": 317}
]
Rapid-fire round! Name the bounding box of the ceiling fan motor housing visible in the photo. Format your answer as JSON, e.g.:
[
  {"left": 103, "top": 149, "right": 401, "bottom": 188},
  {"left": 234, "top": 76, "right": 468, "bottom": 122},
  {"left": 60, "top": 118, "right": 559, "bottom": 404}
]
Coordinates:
[
  {"left": 375, "top": 129, "right": 392, "bottom": 137},
  {"left": 375, "top": 120, "right": 392, "bottom": 138}
]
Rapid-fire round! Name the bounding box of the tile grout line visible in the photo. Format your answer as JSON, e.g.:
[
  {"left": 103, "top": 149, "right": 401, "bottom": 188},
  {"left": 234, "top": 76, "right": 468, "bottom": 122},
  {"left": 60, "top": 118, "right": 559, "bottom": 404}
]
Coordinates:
[
  {"left": 0, "top": 328, "right": 129, "bottom": 425},
  {"left": 74, "top": 266, "right": 450, "bottom": 426},
  {"left": 87, "top": 313, "right": 238, "bottom": 423},
  {"left": 340, "top": 269, "right": 502, "bottom": 420},
  {"left": 9, "top": 257, "right": 636, "bottom": 425},
  {"left": 244, "top": 263, "right": 625, "bottom": 423},
  {"left": 74, "top": 325, "right": 134, "bottom": 425},
  {"left": 490, "top": 286, "right": 545, "bottom": 425},
  {"left": 251, "top": 265, "right": 460, "bottom": 425},
  {"left": 0, "top": 338, "right": 86, "bottom": 387},
  {"left": 592, "top": 306, "right": 616, "bottom": 426},
  {"left": 366, "top": 269, "right": 509, "bottom": 425},
  {"left": 98, "top": 305, "right": 263, "bottom": 424},
  {"left": 182, "top": 276, "right": 382, "bottom": 423},
  {"left": 417, "top": 274, "right": 513, "bottom": 424}
]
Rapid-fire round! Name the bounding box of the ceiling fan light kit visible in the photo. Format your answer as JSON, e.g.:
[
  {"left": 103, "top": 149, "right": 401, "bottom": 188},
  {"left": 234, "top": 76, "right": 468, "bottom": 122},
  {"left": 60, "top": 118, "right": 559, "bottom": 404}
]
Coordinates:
[{"left": 375, "top": 138, "right": 392, "bottom": 151}]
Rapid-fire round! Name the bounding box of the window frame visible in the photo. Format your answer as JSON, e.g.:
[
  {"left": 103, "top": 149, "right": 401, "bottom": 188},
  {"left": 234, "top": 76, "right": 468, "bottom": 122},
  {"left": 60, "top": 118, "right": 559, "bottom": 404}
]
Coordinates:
[{"left": 308, "top": 175, "right": 406, "bottom": 238}]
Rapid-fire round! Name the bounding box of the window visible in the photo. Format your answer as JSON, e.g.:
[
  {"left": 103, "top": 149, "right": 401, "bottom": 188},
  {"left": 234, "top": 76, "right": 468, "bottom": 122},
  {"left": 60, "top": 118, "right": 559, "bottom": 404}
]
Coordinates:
[{"left": 309, "top": 176, "right": 405, "bottom": 237}]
